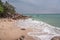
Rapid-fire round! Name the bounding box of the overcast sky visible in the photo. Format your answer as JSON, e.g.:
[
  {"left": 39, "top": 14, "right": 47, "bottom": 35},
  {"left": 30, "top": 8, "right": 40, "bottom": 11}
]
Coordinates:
[{"left": 2, "top": 0, "right": 60, "bottom": 14}]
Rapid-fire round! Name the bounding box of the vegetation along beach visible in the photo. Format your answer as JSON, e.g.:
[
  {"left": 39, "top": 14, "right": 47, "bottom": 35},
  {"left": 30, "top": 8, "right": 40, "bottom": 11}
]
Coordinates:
[{"left": 0, "top": 0, "right": 60, "bottom": 40}]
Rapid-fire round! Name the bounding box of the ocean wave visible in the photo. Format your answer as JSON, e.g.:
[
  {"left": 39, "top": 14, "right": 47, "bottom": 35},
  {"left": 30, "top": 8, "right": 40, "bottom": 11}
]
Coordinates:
[{"left": 16, "top": 18, "right": 60, "bottom": 40}]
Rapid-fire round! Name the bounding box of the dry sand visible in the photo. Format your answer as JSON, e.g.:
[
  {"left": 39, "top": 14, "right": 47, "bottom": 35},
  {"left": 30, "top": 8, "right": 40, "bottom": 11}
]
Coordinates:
[{"left": 0, "top": 18, "right": 35, "bottom": 40}]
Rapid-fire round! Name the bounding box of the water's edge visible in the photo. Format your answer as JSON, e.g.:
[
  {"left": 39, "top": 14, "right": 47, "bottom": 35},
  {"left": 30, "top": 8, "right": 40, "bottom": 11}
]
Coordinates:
[{"left": 16, "top": 18, "right": 60, "bottom": 40}]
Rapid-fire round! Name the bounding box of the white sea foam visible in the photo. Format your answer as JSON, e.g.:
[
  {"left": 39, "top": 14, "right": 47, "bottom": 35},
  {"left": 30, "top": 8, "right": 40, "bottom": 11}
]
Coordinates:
[{"left": 16, "top": 18, "right": 60, "bottom": 40}]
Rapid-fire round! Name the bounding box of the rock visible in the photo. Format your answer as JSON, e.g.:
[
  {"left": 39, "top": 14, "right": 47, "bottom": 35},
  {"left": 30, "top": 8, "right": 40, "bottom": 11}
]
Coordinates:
[
  {"left": 51, "top": 36, "right": 60, "bottom": 40},
  {"left": 12, "top": 13, "right": 31, "bottom": 20},
  {"left": 0, "top": 12, "right": 31, "bottom": 20},
  {"left": 21, "top": 28, "right": 26, "bottom": 30}
]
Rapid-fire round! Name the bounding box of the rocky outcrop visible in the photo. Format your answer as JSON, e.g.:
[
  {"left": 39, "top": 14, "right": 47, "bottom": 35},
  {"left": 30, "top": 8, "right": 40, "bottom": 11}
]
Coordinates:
[
  {"left": 0, "top": 13, "right": 31, "bottom": 20},
  {"left": 12, "top": 13, "right": 31, "bottom": 20},
  {"left": 51, "top": 36, "right": 60, "bottom": 40}
]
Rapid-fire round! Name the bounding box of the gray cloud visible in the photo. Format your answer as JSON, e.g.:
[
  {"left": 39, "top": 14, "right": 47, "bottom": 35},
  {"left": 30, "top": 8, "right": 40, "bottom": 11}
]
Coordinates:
[{"left": 2, "top": 0, "right": 60, "bottom": 14}]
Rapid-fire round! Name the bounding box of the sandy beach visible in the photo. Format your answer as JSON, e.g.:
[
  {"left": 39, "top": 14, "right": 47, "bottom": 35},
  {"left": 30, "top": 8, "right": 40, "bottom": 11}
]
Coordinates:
[
  {"left": 0, "top": 18, "right": 60, "bottom": 40},
  {"left": 0, "top": 18, "right": 34, "bottom": 40}
]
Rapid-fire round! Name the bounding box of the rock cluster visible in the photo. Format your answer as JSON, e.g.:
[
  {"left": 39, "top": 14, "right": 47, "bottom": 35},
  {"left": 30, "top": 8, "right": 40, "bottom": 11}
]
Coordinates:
[
  {"left": 0, "top": 13, "right": 31, "bottom": 20},
  {"left": 51, "top": 36, "right": 60, "bottom": 40},
  {"left": 12, "top": 13, "right": 30, "bottom": 20}
]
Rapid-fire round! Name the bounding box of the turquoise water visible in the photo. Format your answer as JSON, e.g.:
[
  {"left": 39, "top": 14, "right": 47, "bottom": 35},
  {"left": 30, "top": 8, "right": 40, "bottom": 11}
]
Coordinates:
[{"left": 23, "top": 14, "right": 60, "bottom": 27}]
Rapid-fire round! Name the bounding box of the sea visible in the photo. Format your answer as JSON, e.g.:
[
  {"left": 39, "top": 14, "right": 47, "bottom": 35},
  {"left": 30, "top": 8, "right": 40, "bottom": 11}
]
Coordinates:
[
  {"left": 16, "top": 14, "right": 60, "bottom": 40},
  {"left": 23, "top": 14, "right": 60, "bottom": 27}
]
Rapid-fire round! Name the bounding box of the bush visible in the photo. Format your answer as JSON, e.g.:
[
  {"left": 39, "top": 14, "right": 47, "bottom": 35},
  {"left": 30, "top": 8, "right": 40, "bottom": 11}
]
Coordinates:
[
  {"left": 0, "top": 0, "right": 16, "bottom": 18},
  {"left": 0, "top": 5, "right": 4, "bottom": 13}
]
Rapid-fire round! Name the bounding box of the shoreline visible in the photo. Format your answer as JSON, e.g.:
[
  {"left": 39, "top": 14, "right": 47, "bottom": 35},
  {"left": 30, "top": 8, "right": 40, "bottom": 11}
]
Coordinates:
[
  {"left": 16, "top": 18, "right": 60, "bottom": 40},
  {"left": 0, "top": 18, "right": 35, "bottom": 40},
  {"left": 0, "top": 18, "right": 60, "bottom": 40}
]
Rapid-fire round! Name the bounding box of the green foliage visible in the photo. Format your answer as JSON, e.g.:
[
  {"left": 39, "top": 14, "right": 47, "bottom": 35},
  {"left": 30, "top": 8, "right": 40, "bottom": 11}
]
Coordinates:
[
  {"left": 4, "top": 1, "right": 16, "bottom": 14},
  {"left": 0, "top": 0, "right": 16, "bottom": 18},
  {"left": 0, "top": 0, "right": 4, "bottom": 13},
  {"left": 0, "top": 0, "right": 3, "bottom": 5},
  {"left": 0, "top": 5, "right": 4, "bottom": 13}
]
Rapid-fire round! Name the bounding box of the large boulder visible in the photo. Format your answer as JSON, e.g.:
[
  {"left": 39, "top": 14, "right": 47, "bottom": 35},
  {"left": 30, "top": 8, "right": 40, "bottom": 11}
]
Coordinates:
[{"left": 51, "top": 36, "right": 60, "bottom": 40}]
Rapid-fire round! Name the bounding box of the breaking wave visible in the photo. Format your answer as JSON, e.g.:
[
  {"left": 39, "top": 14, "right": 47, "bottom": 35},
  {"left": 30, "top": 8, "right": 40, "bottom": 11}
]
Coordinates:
[{"left": 16, "top": 18, "right": 60, "bottom": 40}]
